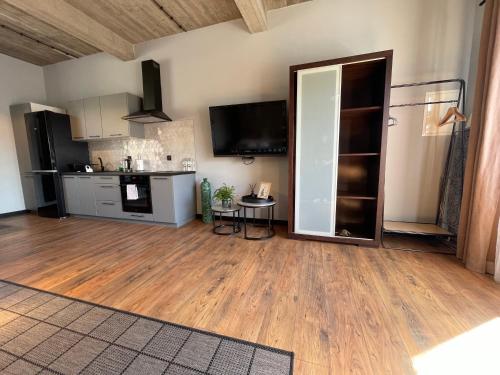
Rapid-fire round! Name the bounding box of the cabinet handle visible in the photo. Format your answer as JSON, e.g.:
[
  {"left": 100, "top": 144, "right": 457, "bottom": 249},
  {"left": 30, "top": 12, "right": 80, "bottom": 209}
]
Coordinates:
[
  {"left": 109, "top": 133, "right": 123, "bottom": 136},
  {"left": 89, "top": 135, "right": 101, "bottom": 138},
  {"left": 99, "top": 177, "right": 113, "bottom": 180},
  {"left": 99, "top": 185, "right": 114, "bottom": 188},
  {"left": 131, "top": 214, "right": 144, "bottom": 218},
  {"left": 152, "top": 177, "right": 170, "bottom": 180},
  {"left": 79, "top": 176, "right": 91, "bottom": 179},
  {"left": 63, "top": 176, "right": 75, "bottom": 179},
  {"left": 73, "top": 136, "right": 84, "bottom": 139},
  {"left": 101, "top": 202, "right": 115, "bottom": 206}
]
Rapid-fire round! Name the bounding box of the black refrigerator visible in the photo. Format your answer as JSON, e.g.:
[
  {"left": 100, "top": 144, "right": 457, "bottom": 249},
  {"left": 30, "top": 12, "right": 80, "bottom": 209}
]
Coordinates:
[{"left": 25, "top": 111, "right": 89, "bottom": 218}]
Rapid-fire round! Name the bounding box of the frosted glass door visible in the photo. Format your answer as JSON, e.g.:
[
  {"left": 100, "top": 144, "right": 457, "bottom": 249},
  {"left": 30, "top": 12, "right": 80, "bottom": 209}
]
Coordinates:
[{"left": 295, "top": 65, "right": 341, "bottom": 236}]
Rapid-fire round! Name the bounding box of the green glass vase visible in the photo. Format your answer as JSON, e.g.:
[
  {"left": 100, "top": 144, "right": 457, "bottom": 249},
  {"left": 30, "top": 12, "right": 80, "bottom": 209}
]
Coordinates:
[{"left": 201, "top": 178, "right": 213, "bottom": 223}]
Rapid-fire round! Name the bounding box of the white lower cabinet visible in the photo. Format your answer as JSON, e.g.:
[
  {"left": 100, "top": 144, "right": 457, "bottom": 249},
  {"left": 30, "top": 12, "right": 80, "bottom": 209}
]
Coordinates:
[
  {"left": 78, "top": 176, "right": 97, "bottom": 216},
  {"left": 96, "top": 201, "right": 123, "bottom": 218},
  {"left": 62, "top": 175, "right": 96, "bottom": 215},
  {"left": 122, "top": 212, "right": 154, "bottom": 221},
  {"left": 151, "top": 176, "right": 175, "bottom": 223},
  {"left": 62, "top": 176, "right": 80, "bottom": 214},
  {"left": 94, "top": 184, "right": 121, "bottom": 201},
  {"left": 62, "top": 173, "right": 195, "bottom": 227},
  {"left": 151, "top": 174, "right": 196, "bottom": 226}
]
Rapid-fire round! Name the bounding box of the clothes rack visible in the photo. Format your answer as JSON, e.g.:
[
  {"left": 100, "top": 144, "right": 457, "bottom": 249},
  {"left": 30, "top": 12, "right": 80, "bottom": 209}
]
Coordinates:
[
  {"left": 389, "top": 78, "right": 465, "bottom": 110},
  {"left": 383, "top": 78, "right": 467, "bottom": 252}
]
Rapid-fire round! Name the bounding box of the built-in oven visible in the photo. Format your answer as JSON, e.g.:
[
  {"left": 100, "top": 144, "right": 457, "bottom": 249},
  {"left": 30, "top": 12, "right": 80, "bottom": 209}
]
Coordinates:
[{"left": 119, "top": 175, "right": 153, "bottom": 214}]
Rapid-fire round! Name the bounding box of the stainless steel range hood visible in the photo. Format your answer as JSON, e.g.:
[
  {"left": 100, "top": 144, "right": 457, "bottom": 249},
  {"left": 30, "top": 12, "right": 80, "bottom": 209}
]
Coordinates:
[{"left": 122, "top": 60, "right": 172, "bottom": 123}]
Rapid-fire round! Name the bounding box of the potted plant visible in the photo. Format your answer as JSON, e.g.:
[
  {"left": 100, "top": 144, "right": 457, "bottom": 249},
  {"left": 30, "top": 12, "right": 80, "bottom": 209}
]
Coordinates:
[{"left": 213, "top": 183, "right": 235, "bottom": 208}]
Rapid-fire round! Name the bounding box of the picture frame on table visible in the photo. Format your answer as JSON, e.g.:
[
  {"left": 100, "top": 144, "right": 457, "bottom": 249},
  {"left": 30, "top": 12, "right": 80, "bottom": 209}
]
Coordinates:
[{"left": 257, "top": 182, "right": 272, "bottom": 199}]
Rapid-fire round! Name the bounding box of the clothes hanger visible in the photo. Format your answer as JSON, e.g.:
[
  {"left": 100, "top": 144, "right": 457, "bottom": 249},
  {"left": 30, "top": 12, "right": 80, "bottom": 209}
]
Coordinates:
[{"left": 438, "top": 106, "right": 467, "bottom": 126}]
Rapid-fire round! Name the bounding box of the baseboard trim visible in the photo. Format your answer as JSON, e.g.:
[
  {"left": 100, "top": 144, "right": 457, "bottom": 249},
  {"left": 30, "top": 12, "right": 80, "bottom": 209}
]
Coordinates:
[
  {"left": 0, "top": 209, "right": 30, "bottom": 218},
  {"left": 195, "top": 213, "right": 287, "bottom": 226}
]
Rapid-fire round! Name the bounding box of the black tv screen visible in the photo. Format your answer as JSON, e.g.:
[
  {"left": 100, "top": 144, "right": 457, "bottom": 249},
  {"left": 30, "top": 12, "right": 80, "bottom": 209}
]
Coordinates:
[{"left": 209, "top": 100, "right": 287, "bottom": 156}]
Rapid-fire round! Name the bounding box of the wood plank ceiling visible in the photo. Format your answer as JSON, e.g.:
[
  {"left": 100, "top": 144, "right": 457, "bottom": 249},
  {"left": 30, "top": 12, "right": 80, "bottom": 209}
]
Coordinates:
[{"left": 0, "top": 0, "right": 310, "bottom": 66}]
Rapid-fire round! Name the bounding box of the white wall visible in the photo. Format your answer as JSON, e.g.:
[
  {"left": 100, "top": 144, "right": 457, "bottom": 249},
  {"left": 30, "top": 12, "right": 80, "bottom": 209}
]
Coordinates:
[
  {"left": 0, "top": 54, "right": 46, "bottom": 214},
  {"left": 43, "top": 0, "right": 476, "bottom": 220}
]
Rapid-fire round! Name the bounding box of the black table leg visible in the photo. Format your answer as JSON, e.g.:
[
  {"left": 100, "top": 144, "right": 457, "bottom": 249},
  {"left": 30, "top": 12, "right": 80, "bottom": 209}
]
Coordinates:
[
  {"left": 244, "top": 207, "right": 247, "bottom": 238},
  {"left": 232, "top": 211, "right": 235, "bottom": 232},
  {"left": 272, "top": 205, "right": 274, "bottom": 230},
  {"left": 267, "top": 206, "right": 271, "bottom": 237},
  {"left": 241, "top": 204, "right": 276, "bottom": 240},
  {"left": 212, "top": 209, "right": 241, "bottom": 235}
]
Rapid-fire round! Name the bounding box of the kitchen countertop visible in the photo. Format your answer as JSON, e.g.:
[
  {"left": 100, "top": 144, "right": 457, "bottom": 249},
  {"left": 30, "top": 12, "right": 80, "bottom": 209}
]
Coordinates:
[{"left": 61, "top": 171, "right": 195, "bottom": 176}]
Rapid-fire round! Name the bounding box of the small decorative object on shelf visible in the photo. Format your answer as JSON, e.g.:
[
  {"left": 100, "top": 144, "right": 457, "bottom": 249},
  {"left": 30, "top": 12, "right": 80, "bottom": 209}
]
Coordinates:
[
  {"left": 249, "top": 183, "right": 256, "bottom": 197},
  {"left": 182, "top": 158, "right": 195, "bottom": 171},
  {"left": 201, "top": 178, "right": 212, "bottom": 223},
  {"left": 213, "top": 183, "right": 235, "bottom": 208},
  {"left": 242, "top": 182, "right": 273, "bottom": 203},
  {"left": 338, "top": 229, "right": 352, "bottom": 237},
  {"left": 257, "top": 181, "right": 272, "bottom": 199}
]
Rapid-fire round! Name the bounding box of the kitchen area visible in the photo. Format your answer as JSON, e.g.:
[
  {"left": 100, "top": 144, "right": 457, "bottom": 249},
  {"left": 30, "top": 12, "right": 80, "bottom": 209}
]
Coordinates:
[{"left": 10, "top": 60, "right": 197, "bottom": 227}]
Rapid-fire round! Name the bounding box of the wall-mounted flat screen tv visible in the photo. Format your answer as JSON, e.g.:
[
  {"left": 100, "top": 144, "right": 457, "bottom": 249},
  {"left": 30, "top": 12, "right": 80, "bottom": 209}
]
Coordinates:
[{"left": 209, "top": 100, "right": 287, "bottom": 156}]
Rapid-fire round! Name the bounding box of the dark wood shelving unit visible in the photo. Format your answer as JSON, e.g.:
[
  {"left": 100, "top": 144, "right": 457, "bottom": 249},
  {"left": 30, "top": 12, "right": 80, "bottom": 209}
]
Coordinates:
[
  {"left": 334, "top": 57, "right": 389, "bottom": 243},
  {"left": 288, "top": 50, "right": 392, "bottom": 247}
]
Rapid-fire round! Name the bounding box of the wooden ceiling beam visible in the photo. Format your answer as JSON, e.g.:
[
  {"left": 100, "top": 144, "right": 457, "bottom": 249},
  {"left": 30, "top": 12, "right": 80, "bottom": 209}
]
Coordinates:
[
  {"left": 0, "top": 1, "right": 99, "bottom": 59},
  {"left": 66, "top": 0, "right": 181, "bottom": 45},
  {"left": 155, "top": 0, "right": 241, "bottom": 32},
  {"left": 234, "top": 0, "right": 267, "bottom": 33},
  {"left": 2, "top": 0, "right": 135, "bottom": 61},
  {"left": 0, "top": 25, "right": 70, "bottom": 65},
  {"left": 264, "top": 0, "right": 311, "bottom": 11}
]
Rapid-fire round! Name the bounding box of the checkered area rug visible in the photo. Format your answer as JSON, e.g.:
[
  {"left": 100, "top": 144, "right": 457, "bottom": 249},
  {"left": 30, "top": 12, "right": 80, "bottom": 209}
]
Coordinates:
[{"left": 0, "top": 280, "right": 293, "bottom": 375}]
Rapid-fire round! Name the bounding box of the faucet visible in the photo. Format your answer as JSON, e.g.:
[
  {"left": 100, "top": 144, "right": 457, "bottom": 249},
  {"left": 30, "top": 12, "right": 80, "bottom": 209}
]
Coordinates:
[{"left": 98, "top": 157, "right": 104, "bottom": 172}]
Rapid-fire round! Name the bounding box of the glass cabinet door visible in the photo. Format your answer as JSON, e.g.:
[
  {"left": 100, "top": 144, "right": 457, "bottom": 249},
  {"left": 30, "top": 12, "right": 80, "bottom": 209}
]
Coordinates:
[{"left": 294, "top": 65, "right": 341, "bottom": 236}]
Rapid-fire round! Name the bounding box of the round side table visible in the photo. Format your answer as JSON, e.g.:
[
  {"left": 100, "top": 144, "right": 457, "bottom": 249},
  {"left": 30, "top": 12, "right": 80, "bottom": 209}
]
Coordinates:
[
  {"left": 237, "top": 200, "right": 277, "bottom": 240},
  {"left": 211, "top": 205, "right": 241, "bottom": 235}
]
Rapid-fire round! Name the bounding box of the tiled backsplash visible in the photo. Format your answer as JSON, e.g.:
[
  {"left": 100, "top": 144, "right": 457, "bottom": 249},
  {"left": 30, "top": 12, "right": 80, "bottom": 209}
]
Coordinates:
[{"left": 88, "top": 119, "right": 196, "bottom": 171}]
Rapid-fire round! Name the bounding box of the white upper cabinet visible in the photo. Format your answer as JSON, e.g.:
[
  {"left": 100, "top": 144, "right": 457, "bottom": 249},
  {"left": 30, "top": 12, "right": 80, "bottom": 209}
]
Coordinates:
[
  {"left": 100, "top": 93, "right": 142, "bottom": 138},
  {"left": 67, "top": 93, "right": 142, "bottom": 141},
  {"left": 66, "top": 100, "right": 86, "bottom": 140},
  {"left": 83, "top": 97, "right": 103, "bottom": 139}
]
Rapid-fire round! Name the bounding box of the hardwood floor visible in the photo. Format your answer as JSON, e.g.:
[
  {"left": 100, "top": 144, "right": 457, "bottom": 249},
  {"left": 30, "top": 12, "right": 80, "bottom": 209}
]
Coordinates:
[{"left": 1, "top": 214, "right": 499, "bottom": 374}]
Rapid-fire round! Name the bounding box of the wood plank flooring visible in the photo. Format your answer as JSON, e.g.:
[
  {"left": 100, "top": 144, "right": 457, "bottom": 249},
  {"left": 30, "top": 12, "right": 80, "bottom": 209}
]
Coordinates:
[{"left": 1, "top": 214, "right": 499, "bottom": 374}]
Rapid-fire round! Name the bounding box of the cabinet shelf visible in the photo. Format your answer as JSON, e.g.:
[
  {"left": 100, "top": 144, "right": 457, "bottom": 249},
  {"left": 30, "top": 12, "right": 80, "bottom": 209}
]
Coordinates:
[
  {"left": 341, "top": 106, "right": 382, "bottom": 115},
  {"left": 337, "top": 195, "right": 377, "bottom": 200},
  {"left": 335, "top": 198, "right": 377, "bottom": 239},
  {"left": 339, "top": 153, "right": 380, "bottom": 157}
]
